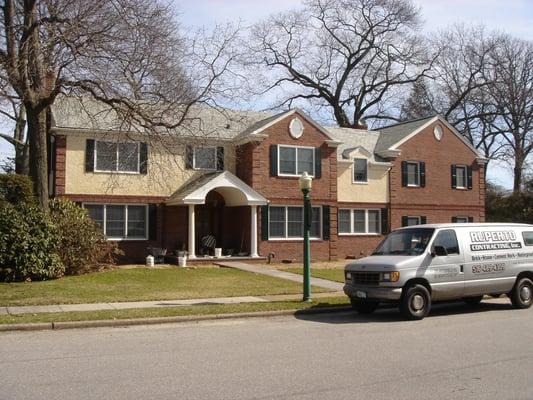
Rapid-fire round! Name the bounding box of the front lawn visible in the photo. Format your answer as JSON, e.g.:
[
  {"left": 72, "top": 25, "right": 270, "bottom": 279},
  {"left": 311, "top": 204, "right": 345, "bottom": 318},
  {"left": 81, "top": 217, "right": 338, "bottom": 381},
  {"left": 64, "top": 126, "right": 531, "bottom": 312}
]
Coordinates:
[
  {"left": 0, "top": 267, "right": 331, "bottom": 306},
  {"left": 282, "top": 267, "right": 345, "bottom": 283}
]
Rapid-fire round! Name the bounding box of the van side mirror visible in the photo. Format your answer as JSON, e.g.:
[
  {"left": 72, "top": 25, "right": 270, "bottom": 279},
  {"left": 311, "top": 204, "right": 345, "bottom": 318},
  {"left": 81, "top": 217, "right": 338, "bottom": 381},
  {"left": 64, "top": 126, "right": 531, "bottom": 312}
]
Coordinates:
[{"left": 432, "top": 245, "right": 448, "bottom": 257}]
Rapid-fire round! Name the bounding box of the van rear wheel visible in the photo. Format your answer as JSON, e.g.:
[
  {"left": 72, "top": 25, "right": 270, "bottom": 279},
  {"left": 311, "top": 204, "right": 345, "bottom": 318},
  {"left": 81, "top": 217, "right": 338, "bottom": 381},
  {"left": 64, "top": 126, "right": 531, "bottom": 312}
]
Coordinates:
[
  {"left": 400, "top": 284, "right": 431, "bottom": 320},
  {"left": 510, "top": 277, "right": 533, "bottom": 309},
  {"left": 350, "top": 298, "right": 379, "bottom": 314}
]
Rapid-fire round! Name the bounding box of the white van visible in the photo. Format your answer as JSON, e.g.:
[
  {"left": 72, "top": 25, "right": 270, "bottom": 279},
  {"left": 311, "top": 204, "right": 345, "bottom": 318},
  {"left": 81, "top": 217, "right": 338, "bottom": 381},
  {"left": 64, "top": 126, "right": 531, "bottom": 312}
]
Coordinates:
[{"left": 344, "top": 223, "right": 533, "bottom": 320}]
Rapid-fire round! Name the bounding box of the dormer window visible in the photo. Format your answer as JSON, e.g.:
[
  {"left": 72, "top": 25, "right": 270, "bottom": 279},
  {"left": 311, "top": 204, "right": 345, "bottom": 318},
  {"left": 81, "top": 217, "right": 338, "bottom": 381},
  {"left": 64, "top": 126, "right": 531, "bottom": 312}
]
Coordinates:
[{"left": 353, "top": 158, "right": 368, "bottom": 183}]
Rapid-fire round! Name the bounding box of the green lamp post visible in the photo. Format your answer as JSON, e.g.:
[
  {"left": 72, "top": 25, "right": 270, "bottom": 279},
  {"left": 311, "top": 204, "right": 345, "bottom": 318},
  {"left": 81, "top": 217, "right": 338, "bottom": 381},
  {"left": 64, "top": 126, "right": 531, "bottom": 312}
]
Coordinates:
[{"left": 299, "top": 171, "right": 312, "bottom": 302}]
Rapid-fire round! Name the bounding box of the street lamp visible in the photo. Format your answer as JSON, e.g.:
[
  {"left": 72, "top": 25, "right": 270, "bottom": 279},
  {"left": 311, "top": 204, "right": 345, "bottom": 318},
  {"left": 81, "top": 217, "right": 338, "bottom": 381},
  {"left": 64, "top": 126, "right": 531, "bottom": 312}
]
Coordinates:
[{"left": 298, "top": 171, "right": 312, "bottom": 302}]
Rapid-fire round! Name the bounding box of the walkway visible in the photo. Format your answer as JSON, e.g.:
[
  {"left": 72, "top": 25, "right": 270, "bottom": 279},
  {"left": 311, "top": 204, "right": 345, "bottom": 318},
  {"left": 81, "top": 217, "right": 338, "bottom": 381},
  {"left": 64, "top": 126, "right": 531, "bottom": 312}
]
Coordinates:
[
  {"left": 0, "top": 292, "right": 345, "bottom": 316},
  {"left": 214, "top": 261, "right": 345, "bottom": 291}
]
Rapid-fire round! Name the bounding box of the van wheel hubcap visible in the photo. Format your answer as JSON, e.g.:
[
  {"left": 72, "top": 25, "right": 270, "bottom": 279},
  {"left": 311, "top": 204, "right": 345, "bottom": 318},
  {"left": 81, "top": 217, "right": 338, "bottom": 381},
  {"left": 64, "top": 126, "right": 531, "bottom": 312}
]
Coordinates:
[
  {"left": 520, "top": 285, "right": 531, "bottom": 302},
  {"left": 412, "top": 294, "right": 424, "bottom": 311}
]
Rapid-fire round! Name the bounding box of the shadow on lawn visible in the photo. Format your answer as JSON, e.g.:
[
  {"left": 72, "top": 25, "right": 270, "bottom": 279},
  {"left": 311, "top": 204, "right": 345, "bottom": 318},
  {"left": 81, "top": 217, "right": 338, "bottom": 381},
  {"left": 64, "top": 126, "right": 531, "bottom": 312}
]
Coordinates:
[{"left": 295, "top": 299, "right": 515, "bottom": 324}]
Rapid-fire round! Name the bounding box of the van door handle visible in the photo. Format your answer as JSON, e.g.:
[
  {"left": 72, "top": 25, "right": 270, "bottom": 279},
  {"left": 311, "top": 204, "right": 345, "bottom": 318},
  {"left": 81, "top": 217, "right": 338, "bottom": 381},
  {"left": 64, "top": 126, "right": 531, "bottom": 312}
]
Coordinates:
[{"left": 460, "top": 265, "right": 464, "bottom": 273}]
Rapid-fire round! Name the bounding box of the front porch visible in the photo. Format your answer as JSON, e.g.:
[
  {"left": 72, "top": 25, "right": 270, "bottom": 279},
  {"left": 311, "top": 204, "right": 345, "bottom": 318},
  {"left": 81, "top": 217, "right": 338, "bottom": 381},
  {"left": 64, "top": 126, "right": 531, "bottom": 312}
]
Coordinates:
[{"left": 165, "top": 171, "right": 268, "bottom": 260}]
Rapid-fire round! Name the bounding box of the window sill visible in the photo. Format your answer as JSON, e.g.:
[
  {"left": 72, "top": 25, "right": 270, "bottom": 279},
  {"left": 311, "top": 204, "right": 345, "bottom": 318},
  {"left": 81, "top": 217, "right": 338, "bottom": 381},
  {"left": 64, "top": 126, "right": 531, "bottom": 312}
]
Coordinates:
[
  {"left": 339, "top": 233, "right": 381, "bottom": 237},
  {"left": 352, "top": 181, "right": 368, "bottom": 185},
  {"left": 277, "top": 173, "right": 316, "bottom": 179},
  {"left": 106, "top": 237, "right": 148, "bottom": 242},
  {"left": 93, "top": 170, "right": 141, "bottom": 175},
  {"left": 267, "top": 238, "right": 322, "bottom": 242},
  {"left": 193, "top": 167, "right": 218, "bottom": 172}
]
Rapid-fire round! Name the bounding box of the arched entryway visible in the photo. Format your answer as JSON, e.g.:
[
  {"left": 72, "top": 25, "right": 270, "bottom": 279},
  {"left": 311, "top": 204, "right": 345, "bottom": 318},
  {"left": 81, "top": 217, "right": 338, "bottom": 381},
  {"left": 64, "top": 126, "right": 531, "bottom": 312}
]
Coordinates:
[{"left": 166, "top": 171, "right": 267, "bottom": 259}]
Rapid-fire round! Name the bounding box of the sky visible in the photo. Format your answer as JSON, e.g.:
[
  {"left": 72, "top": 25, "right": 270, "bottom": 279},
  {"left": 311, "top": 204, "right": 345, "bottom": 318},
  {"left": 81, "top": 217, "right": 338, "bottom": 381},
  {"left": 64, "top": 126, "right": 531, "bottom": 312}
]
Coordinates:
[{"left": 1, "top": 0, "right": 532, "bottom": 187}]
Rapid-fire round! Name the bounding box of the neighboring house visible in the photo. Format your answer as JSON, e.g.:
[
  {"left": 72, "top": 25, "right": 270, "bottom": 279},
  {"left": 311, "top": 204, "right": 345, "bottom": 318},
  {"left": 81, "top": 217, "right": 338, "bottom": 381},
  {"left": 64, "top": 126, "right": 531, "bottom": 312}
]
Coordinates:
[{"left": 49, "top": 97, "right": 487, "bottom": 262}]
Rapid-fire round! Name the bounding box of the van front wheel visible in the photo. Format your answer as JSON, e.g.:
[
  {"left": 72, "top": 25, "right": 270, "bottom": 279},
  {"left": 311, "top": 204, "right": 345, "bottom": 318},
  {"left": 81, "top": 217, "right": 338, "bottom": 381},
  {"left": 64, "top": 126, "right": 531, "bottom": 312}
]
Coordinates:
[
  {"left": 510, "top": 277, "right": 533, "bottom": 309},
  {"left": 401, "top": 284, "right": 431, "bottom": 320}
]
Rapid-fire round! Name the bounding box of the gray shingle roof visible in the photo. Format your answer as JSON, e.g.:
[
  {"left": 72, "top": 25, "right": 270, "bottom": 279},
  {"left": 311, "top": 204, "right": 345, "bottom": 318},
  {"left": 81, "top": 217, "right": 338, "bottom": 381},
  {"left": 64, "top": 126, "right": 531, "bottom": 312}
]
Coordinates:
[
  {"left": 51, "top": 95, "right": 273, "bottom": 141},
  {"left": 326, "top": 127, "right": 384, "bottom": 162},
  {"left": 168, "top": 172, "right": 223, "bottom": 202},
  {"left": 374, "top": 115, "right": 436, "bottom": 152}
]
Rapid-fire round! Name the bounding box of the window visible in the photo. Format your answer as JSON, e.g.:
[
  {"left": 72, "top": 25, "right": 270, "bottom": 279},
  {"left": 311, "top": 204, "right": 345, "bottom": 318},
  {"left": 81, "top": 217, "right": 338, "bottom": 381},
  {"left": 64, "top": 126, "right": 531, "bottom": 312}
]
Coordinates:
[
  {"left": 404, "top": 216, "right": 421, "bottom": 226},
  {"left": 455, "top": 166, "right": 467, "bottom": 189},
  {"left": 338, "top": 209, "right": 381, "bottom": 235},
  {"left": 433, "top": 229, "right": 460, "bottom": 254},
  {"left": 453, "top": 216, "right": 469, "bottom": 223},
  {"left": 278, "top": 146, "right": 315, "bottom": 176},
  {"left": 268, "top": 206, "right": 321, "bottom": 239},
  {"left": 407, "top": 162, "right": 420, "bottom": 186},
  {"left": 194, "top": 147, "right": 217, "bottom": 170},
  {"left": 84, "top": 204, "right": 147, "bottom": 239},
  {"left": 353, "top": 158, "right": 368, "bottom": 183},
  {"left": 522, "top": 232, "right": 533, "bottom": 246},
  {"left": 95, "top": 141, "right": 139, "bottom": 173}
]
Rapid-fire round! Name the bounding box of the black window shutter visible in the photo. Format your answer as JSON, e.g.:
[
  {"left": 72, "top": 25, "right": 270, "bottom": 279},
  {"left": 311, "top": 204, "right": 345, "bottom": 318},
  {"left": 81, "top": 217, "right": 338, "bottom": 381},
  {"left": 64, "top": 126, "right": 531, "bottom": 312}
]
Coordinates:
[
  {"left": 468, "top": 216, "right": 474, "bottom": 223},
  {"left": 420, "top": 216, "right": 427, "bottom": 225},
  {"left": 85, "top": 139, "right": 95, "bottom": 172},
  {"left": 402, "top": 216, "right": 408, "bottom": 227},
  {"left": 269, "top": 145, "right": 278, "bottom": 177},
  {"left": 467, "top": 166, "right": 473, "bottom": 189},
  {"left": 314, "top": 147, "right": 322, "bottom": 178},
  {"left": 401, "top": 161, "right": 408, "bottom": 187},
  {"left": 381, "top": 208, "right": 389, "bottom": 234},
  {"left": 148, "top": 204, "right": 157, "bottom": 241},
  {"left": 420, "top": 162, "right": 426, "bottom": 188},
  {"left": 261, "top": 205, "right": 269, "bottom": 240},
  {"left": 140, "top": 143, "right": 148, "bottom": 174},
  {"left": 451, "top": 216, "right": 458, "bottom": 223},
  {"left": 185, "top": 145, "right": 193, "bottom": 169},
  {"left": 216, "top": 147, "right": 224, "bottom": 171},
  {"left": 322, "top": 205, "right": 330, "bottom": 240},
  {"left": 451, "top": 165, "right": 457, "bottom": 189}
]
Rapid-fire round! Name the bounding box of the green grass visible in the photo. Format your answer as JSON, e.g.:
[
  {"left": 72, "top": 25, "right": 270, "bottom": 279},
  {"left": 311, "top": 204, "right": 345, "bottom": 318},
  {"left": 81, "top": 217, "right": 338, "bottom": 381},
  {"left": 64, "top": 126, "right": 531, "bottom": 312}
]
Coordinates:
[
  {"left": 0, "top": 267, "right": 331, "bottom": 307},
  {"left": 282, "top": 267, "right": 345, "bottom": 283},
  {"left": 0, "top": 297, "right": 350, "bottom": 325}
]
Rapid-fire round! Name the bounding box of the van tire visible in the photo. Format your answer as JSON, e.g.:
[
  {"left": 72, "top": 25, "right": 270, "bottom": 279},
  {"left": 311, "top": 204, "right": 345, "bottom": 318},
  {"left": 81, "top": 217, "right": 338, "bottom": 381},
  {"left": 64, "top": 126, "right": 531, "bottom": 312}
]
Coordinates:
[
  {"left": 463, "top": 296, "right": 483, "bottom": 306},
  {"left": 510, "top": 277, "right": 533, "bottom": 309},
  {"left": 401, "top": 284, "right": 431, "bottom": 320},
  {"left": 350, "top": 298, "right": 379, "bottom": 314}
]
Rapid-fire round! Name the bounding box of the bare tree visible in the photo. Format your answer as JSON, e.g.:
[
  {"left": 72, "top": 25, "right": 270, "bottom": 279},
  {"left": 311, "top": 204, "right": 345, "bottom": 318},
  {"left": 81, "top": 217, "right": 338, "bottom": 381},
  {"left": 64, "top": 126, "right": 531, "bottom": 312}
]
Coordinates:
[
  {"left": 485, "top": 35, "right": 533, "bottom": 192},
  {"left": 0, "top": 0, "right": 240, "bottom": 207},
  {"left": 247, "top": 0, "right": 433, "bottom": 128},
  {"left": 0, "top": 89, "right": 27, "bottom": 174}
]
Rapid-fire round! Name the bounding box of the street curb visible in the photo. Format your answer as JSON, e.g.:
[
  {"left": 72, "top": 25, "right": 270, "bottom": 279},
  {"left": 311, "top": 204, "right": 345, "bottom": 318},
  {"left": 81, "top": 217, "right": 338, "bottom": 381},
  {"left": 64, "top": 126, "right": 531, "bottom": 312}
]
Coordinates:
[{"left": 0, "top": 306, "right": 352, "bottom": 332}]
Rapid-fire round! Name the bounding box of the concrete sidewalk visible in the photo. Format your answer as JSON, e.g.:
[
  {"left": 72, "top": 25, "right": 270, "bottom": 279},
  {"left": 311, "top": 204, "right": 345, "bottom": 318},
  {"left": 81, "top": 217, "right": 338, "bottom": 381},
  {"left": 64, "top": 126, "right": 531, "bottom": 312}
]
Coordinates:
[
  {"left": 0, "top": 291, "right": 345, "bottom": 316},
  {"left": 215, "top": 261, "right": 345, "bottom": 291}
]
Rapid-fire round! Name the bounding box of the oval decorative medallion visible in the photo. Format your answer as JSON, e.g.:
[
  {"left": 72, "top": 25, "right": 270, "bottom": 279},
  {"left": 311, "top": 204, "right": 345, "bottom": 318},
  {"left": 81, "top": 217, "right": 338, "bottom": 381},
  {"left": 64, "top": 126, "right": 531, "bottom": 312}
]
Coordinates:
[
  {"left": 433, "top": 125, "right": 443, "bottom": 141},
  {"left": 289, "top": 117, "right": 304, "bottom": 139}
]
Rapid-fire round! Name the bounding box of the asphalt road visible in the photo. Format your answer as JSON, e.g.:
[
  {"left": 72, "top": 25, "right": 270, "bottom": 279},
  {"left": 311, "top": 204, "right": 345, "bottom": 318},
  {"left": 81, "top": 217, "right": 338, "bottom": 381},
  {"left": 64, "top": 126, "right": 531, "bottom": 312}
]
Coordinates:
[{"left": 1, "top": 300, "right": 532, "bottom": 400}]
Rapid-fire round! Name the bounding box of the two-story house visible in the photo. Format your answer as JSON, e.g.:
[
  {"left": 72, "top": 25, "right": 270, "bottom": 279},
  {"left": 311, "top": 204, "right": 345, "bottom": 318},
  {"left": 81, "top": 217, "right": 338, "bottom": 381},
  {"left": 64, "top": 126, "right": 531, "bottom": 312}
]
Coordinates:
[{"left": 49, "top": 96, "right": 486, "bottom": 262}]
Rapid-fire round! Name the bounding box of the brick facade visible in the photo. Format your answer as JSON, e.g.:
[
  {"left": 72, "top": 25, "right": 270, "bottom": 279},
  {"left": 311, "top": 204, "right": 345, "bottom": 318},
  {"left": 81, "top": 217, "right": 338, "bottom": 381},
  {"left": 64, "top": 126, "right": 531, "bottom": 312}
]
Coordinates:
[{"left": 388, "top": 120, "right": 485, "bottom": 229}]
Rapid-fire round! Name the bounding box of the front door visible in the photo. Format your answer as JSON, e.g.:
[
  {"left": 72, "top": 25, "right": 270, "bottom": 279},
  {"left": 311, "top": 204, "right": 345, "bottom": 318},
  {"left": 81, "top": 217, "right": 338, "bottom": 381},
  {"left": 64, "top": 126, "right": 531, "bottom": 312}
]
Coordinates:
[{"left": 195, "top": 191, "right": 224, "bottom": 255}]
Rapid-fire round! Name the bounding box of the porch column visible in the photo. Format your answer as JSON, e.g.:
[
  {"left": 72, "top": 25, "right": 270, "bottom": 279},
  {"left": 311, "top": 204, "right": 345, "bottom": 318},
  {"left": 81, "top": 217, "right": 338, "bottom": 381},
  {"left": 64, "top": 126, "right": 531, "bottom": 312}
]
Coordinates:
[
  {"left": 250, "top": 205, "right": 259, "bottom": 258},
  {"left": 188, "top": 204, "right": 196, "bottom": 259}
]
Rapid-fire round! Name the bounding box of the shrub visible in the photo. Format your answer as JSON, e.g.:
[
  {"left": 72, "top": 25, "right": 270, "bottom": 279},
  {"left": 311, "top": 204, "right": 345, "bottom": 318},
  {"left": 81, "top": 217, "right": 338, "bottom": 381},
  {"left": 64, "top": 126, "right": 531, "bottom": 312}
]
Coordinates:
[
  {"left": 49, "top": 199, "right": 120, "bottom": 275},
  {"left": 0, "top": 174, "right": 35, "bottom": 205},
  {"left": 0, "top": 202, "right": 64, "bottom": 282}
]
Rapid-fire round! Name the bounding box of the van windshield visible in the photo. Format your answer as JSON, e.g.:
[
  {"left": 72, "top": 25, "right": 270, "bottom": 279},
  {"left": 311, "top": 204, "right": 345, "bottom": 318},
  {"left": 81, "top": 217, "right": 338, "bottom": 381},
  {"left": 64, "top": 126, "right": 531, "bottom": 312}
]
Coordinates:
[{"left": 372, "top": 228, "right": 435, "bottom": 256}]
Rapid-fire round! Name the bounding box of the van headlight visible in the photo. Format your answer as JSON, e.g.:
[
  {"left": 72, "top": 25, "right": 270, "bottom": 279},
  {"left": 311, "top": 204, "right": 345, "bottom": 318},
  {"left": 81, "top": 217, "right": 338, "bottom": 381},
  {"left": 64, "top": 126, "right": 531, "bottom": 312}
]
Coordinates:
[
  {"left": 381, "top": 271, "right": 400, "bottom": 282},
  {"left": 345, "top": 272, "right": 352, "bottom": 281}
]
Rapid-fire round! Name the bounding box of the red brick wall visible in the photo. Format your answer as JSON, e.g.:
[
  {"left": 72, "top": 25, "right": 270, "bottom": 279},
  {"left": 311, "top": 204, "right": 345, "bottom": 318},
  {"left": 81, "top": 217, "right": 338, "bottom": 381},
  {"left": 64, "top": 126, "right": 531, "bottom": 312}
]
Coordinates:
[
  {"left": 236, "top": 112, "right": 339, "bottom": 261},
  {"left": 54, "top": 135, "right": 66, "bottom": 195},
  {"left": 389, "top": 120, "right": 485, "bottom": 228}
]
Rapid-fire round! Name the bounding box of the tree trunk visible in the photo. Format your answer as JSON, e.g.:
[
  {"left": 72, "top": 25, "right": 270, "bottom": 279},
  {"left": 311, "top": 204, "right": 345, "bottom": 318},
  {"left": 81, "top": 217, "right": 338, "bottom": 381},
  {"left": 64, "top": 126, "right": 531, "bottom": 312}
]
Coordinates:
[
  {"left": 14, "top": 106, "right": 28, "bottom": 175},
  {"left": 513, "top": 152, "right": 524, "bottom": 193},
  {"left": 26, "top": 106, "right": 49, "bottom": 208}
]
